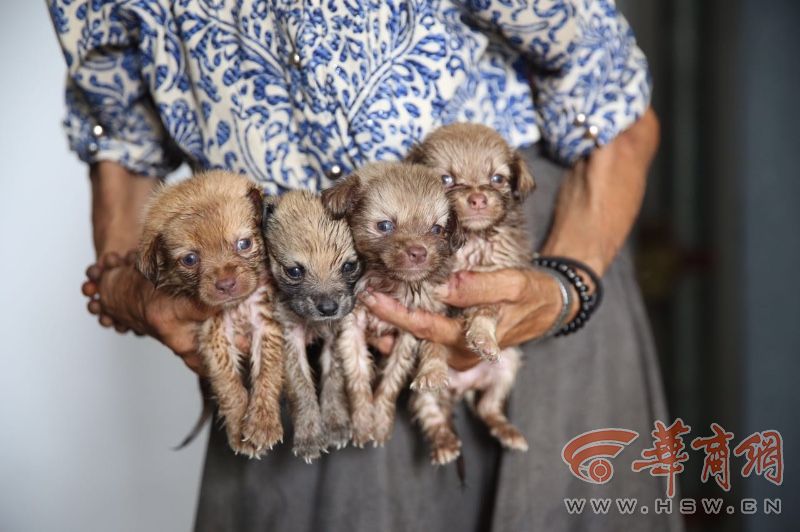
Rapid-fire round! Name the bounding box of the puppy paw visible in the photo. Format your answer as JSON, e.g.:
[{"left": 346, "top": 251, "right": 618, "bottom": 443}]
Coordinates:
[
  {"left": 350, "top": 408, "right": 374, "bottom": 448},
  {"left": 293, "top": 433, "right": 327, "bottom": 463},
  {"left": 240, "top": 413, "right": 283, "bottom": 458},
  {"left": 465, "top": 330, "right": 500, "bottom": 363},
  {"left": 225, "top": 428, "right": 246, "bottom": 456},
  {"left": 430, "top": 431, "right": 462, "bottom": 466},
  {"left": 410, "top": 368, "right": 450, "bottom": 392},
  {"left": 321, "top": 399, "right": 352, "bottom": 450},
  {"left": 491, "top": 423, "right": 529, "bottom": 452},
  {"left": 371, "top": 413, "right": 395, "bottom": 447},
  {"left": 323, "top": 418, "right": 352, "bottom": 450}
]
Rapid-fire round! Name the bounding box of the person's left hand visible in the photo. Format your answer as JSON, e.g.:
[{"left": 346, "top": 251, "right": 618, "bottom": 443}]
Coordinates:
[{"left": 360, "top": 268, "right": 567, "bottom": 371}]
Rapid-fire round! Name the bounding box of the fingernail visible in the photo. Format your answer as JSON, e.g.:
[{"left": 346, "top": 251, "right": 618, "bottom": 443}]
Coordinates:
[{"left": 86, "top": 265, "right": 101, "bottom": 280}]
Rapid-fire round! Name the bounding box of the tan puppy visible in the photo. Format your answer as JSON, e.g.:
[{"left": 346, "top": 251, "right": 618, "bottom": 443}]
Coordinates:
[
  {"left": 407, "top": 122, "right": 534, "bottom": 455},
  {"left": 137, "top": 171, "right": 284, "bottom": 458},
  {"left": 322, "top": 162, "right": 464, "bottom": 452},
  {"left": 262, "top": 190, "right": 361, "bottom": 462}
]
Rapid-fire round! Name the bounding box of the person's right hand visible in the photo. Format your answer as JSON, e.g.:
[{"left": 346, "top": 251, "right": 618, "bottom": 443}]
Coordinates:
[{"left": 82, "top": 252, "right": 216, "bottom": 375}]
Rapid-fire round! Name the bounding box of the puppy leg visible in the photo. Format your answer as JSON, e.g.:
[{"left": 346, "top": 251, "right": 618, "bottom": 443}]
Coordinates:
[
  {"left": 464, "top": 304, "right": 501, "bottom": 362},
  {"left": 410, "top": 340, "right": 450, "bottom": 391},
  {"left": 240, "top": 305, "right": 285, "bottom": 458},
  {"left": 200, "top": 314, "right": 250, "bottom": 455},
  {"left": 473, "top": 347, "right": 527, "bottom": 451},
  {"left": 282, "top": 324, "right": 325, "bottom": 463},
  {"left": 320, "top": 339, "right": 351, "bottom": 449},
  {"left": 411, "top": 390, "right": 461, "bottom": 465},
  {"left": 372, "top": 331, "right": 419, "bottom": 445},
  {"left": 335, "top": 311, "right": 374, "bottom": 447}
]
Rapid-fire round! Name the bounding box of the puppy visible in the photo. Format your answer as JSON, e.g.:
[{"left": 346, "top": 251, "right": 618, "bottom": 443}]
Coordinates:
[
  {"left": 407, "top": 122, "right": 535, "bottom": 454},
  {"left": 322, "top": 162, "right": 464, "bottom": 452},
  {"left": 262, "top": 190, "right": 361, "bottom": 462},
  {"left": 137, "top": 171, "right": 284, "bottom": 458}
]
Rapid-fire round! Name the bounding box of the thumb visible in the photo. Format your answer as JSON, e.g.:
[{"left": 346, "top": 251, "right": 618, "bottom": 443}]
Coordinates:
[{"left": 437, "top": 269, "right": 528, "bottom": 308}]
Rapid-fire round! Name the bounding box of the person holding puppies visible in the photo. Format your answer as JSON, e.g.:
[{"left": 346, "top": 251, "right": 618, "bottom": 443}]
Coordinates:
[{"left": 52, "top": 1, "right": 676, "bottom": 530}]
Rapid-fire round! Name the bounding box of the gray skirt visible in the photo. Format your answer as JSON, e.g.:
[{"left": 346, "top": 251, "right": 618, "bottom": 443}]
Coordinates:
[{"left": 195, "top": 147, "right": 683, "bottom": 532}]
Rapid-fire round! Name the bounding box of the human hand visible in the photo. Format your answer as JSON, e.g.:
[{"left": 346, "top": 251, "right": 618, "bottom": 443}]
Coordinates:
[
  {"left": 82, "top": 252, "right": 219, "bottom": 375},
  {"left": 360, "top": 267, "right": 567, "bottom": 371}
]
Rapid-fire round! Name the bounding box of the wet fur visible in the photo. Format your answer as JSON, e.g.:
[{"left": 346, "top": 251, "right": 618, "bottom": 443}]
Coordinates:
[
  {"left": 406, "top": 123, "right": 535, "bottom": 460},
  {"left": 137, "top": 171, "right": 284, "bottom": 458},
  {"left": 262, "top": 190, "right": 360, "bottom": 461},
  {"left": 322, "top": 162, "right": 464, "bottom": 448}
]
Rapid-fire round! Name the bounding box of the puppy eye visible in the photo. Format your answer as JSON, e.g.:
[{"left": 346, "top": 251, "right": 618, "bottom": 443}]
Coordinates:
[
  {"left": 376, "top": 220, "right": 395, "bottom": 234},
  {"left": 285, "top": 265, "right": 305, "bottom": 279},
  {"left": 236, "top": 238, "right": 252, "bottom": 251},
  {"left": 441, "top": 175, "right": 454, "bottom": 187},
  {"left": 180, "top": 253, "right": 199, "bottom": 267},
  {"left": 341, "top": 260, "right": 358, "bottom": 274},
  {"left": 431, "top": 224, "right": 444, "bottom": 235},
  {"left": 490, "top": 174, "right": 505, "bottom": 185}
]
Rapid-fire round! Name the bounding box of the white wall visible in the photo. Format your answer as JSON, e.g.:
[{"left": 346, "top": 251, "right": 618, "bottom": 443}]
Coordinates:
[{"left": 0, "top": 3, "right": 206, "bottom": 531}]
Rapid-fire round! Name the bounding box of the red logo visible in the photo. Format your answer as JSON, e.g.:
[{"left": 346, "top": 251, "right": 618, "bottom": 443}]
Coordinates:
[
  {"left": 734, "top": 430, "right": 784, "bottom": 486},
  {"left": 564, "top": 423, "right": 784, "bottom": 493},
  {"left": 691, "top": 423, "right": 735, "bottom": 492},
  {"left": 632, "top": 418, "right": 692, "bottom": 498},
  {"left": 562, "top": 428, "right": 639, "bottom": 484}
]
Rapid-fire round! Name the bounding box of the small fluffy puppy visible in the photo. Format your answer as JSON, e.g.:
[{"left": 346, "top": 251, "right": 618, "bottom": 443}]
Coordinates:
[
  {"left": 322, "top": 162, "right": 464, "bottom": 451},
  {"left": 407, "top": 122, "right": 535, "bottom": 455},
  {"left": 137, "top": 171, "right": 284, "bottom": 458},
  {"left": 262, "top": 190, "right": 361, "bottom": 462}
]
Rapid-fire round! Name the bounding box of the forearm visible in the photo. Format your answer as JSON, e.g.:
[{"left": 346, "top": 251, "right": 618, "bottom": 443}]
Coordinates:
[
  {"left": 540, "top": 108, "right": 660, "bottom": 276},
  {"left": 90, "top": 161, "right": 157, "bottom": 257}
]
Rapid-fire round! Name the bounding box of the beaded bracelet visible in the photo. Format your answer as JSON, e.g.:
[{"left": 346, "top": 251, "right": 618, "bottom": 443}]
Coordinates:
[{"left": 532, "top": 255, "right": 604, "bottom": 337}]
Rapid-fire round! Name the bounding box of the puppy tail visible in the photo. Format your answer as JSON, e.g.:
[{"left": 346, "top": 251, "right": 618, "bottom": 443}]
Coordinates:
[
  {"left": 456, "top": 454, "right": 467, "bottom": 489},
  {"left": 173, "top": 378, "right": 213, "bottom": 450}
]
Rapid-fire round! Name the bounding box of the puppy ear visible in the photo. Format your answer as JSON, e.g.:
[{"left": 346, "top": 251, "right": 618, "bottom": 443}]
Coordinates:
[
  {"left": 511, "top": 151, "right": 536, "bottom": 201},
  {"left": 261, "top": 194, "right": 279, "bottom": 235},
  {"left": 136, "top": 232, "right": 165, "bottom": 286},
  {"left": 247, "top": 185, "right": 264, "bottom": 226},
  {"left": 405, "top": 143, "right": 426, "bottom": 163},
  {"left": 446, "top": 209, "right": 466, "bottom": 253},
  {"left": 321, "top": 173, "right": 361, "bottom": 219}
]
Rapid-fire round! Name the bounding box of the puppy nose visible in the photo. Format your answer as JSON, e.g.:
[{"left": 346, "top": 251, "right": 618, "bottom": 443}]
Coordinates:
[
  {"left": 468, "top": 192, "right": 488, "bottom": 210},
  {"left": 406, "top": 246, "right": 428, "bottom": 264},
  {"left": 215, "top": 276, "right": 237, "bottom": 293},
  {"left": 316, "top": 298, "right": 339, "bottom": 316}
]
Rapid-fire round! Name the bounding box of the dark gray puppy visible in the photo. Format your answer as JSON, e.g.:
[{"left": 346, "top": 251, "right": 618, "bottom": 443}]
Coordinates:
[{"left": 262, "top": 190, "right": 361, "bottom": 461}]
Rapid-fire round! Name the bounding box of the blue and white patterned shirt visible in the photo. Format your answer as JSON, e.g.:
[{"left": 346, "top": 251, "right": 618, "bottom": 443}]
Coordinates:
[{"left": 49, "top": 0, "right": 650, "bottom": 193}]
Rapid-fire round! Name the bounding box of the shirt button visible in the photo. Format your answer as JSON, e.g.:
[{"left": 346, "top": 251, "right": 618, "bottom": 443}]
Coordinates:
[
  {"left": 290, "top": 51, "right": 301, "bottom": 67},
  {"left": 573, "top": 113, "right": 587, "bottom": 126},
  {"left": 92, "top": 124, "right": 104, "bottom": 137},
  {"left": 328, "top": 164, "right": 343, "bottom": 179},
  {"left": 585, "top": 124, "right": 600, "bottom": 139}
]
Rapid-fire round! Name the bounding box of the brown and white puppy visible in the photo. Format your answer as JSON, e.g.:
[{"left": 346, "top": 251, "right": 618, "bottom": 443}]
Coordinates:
[
  {"left": 322, "top": 162, "right": 464, "bottom": 453},
  {"left": 262, "top": 190, "right": 361, "bottom": 462},
  {"left": 407, "top": 122, "right": 534, "bottom": 455},
  {"left": 137, "top": 171, "right": 284, "bottom": 458}
]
